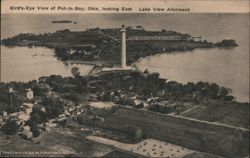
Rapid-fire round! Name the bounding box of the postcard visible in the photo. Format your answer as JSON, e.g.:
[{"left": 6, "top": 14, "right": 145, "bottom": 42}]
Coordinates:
[{"left": 0, "top": 0, "right": 249, "bottom": 157}]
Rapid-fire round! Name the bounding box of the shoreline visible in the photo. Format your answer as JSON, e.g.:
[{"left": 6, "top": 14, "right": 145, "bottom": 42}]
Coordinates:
[
  {"left": 1, "top": 44, "right": 249, "bottom": 103},
  {"left": 1, "top": 27, "right": 238, "bottom": 65}
]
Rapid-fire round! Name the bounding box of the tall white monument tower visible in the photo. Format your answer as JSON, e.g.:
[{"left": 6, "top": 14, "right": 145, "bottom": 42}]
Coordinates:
[{"left": 120, "top": 25, "right": 126, "bottom": 68}]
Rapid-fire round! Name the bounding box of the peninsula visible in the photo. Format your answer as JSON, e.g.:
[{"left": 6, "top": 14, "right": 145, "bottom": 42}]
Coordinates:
[{"left": 1, "top": 26, "right": 237, "bottom": 66}]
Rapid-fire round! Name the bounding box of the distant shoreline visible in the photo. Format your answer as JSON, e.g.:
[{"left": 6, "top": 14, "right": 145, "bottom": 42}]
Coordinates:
[{"left": 1, "top": 27, "right": 238, "bottom": 67}]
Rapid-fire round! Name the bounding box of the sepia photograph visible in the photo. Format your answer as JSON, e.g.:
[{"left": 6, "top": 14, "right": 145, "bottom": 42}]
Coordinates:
[{"left": 0, "top": 0, "right": 249, "bottom": 157}]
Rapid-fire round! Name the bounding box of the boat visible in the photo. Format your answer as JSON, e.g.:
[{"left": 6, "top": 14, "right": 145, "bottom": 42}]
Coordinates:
[{"left": 52, "top": 20, "right": 72, "bottom": 23}]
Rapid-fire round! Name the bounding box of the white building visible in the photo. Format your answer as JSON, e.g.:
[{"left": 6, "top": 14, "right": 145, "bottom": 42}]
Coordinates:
[
  {"left": 22, "top": 103, "right": 34, "bottom": 115},
  {"left": 17, "top": 112, "right": 30, "bottom": 124},
  {"left": 26, "top": 89, "right": 34, "bottom": 100}
]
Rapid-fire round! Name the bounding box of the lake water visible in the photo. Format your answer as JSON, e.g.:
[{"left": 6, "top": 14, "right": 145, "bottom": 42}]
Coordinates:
[
  {"left": 1, "top": 46, "right": 93, "bottom": 82},
  {"left": 1, "top": 14, "right": 249, "bottom": 102}
]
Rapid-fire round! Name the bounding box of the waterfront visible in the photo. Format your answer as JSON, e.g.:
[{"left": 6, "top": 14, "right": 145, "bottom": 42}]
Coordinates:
[
  {"left": 1, "top": 13, "right": 249, "bottom": 102},
  {"left": 135, "top": 47, "right": 249, "bottom": 102}
]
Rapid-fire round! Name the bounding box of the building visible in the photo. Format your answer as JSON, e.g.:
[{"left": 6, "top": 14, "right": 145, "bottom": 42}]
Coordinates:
[
  {"left": 21, "top": 103, "right": 34, "bottom": 115},
  {"left": 8, "top": 87, "right": 14, "bottom": 93},
  {"left": 21, "top": 129, "right": 33, "bottom": 139},
  {"left": 26, "top": 89, "right": 34, "bottom": 100},
  {"left": 41, "top": 107, "right": 46, "bottom": 112},
  {"left": 127, "top": 35, "right": 191, "bottom": 41},
  {"left": 22, "top": 125, "right": 30, "bottom": 131},
  {"left": 2, "top": 111, "right": 7, "bottom": 117},
  {"left": 16, "top": 112, "right": 30, "bottom": 126},
  {"left": 45, "top": 122, "right": 57, "bottom": 128}
]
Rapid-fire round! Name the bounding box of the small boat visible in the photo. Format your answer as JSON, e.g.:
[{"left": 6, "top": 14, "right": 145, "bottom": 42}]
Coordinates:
[{"left": 52, "top": 20, "right": 72, "bottom": 23}]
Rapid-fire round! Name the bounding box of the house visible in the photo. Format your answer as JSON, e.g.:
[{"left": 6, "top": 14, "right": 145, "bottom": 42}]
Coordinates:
[
  {"left": 2, "top": 111, "right": 10, "bottom": 122},
  {"left": 8, "top": 87, "right": 14, "bottom": 93},
  {"left": 45, "top": 122, "right": 57, "bottom": 128},
  {"left": 26, "top": 89, "right": 34, "bottom": 100},
  {"left": 21, "top": 103, "right": 34, "bottom": 115},
  {"left": 131, "top": 99, "right": 142, "bottom": 106},
  {"left": 65, "top": 111, "right": 71, "bottom": 116},
  {"left": 142, "top": 101, "right": 149, "bottom": 107},
  {"left": 16, "top": 89, "right": 34, "bottom": 100},
  {"left": 76, "top": 111, "right": 81, "bottom": 115},
  {"left": 2, "top": 111, "right": 7, "bottom": 117},
  {"left": 56, "top": 117, "right": 66, "bottom": 122},
  {"left": 67, "top": 49, "right": 77, "bottom": 55},
  {"left": 58, "top": 114, "right": 66, "bottom": 118},
  {"left": 93, "top": 116, "right": 105, "bottom": 121},
  {"left": 22, "top": 125, "right": 30, "bottom": 131},
  {"left": 56, "top": 114, "right": 67, "bottom": 122},
  {"left": 21, "top": 129, "right": 33, "bottom": 139},
  {"left": 16, "top": 112, "right": 30, "bottom": 126},
  {"left": 41, "top": 107, "right": 46, "bottom": 112},
  {"left": 44, "top": 126, "right": 50, "bottom": 132}
]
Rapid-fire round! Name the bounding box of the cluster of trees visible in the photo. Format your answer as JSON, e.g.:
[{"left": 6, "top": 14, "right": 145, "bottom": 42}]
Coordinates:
[
  {"left": 38, "top": 75, "right": 87, "bottom": 94},
  {"left": 27, "top": 119, "right": 40, "bottom": 137},
  {"left": 26, "top": 106, "right": 49, "bottom": 137},
  {"left": 148, "top": 103, "right": 176, "bottom": 114},
  {"left": 23, "top": 97, "right": 66, "bottom": 137},
  {"left": 40, "top": 97, "right": 64, "bottom": 119},
  {"left": 0, "top": 93, "right": 24, "bottom": 114},
  {"left": 1, "top": 119, "right": 19, "bottom": 135},
  {"left": 0, "top": 81, "right": 36, "bottom": 114},
  {"left": 165, "top": 81, "right": 234, "bottom": 101}
]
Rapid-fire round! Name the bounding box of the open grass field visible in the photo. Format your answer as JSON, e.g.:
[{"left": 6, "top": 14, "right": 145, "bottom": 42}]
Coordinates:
[
  {"left": 89, "top": 106, "right": 249, "bottom": 158},
  {"left": 180, "top": 101, "right": 249, "bottom": 129}
]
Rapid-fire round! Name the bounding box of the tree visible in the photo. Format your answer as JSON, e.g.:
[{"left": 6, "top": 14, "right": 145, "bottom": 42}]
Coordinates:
[
  {"left": 207, "top": 83, "right": 220, "bottom": 99},
  {"left": 1, "top": 119, "right": 19, "bottom": 135},
  {"left": 151, "top": 72, "right": 160, "bottom": 79},
  {"left": 30, "top": 123, "right": 40, "bottom": 137},
  {"left": 143, "top": 69, "right": 149, "bottom": 74},
  {"left": 42, "top": 97, "right": 64, "bottom": 118},
  {"left": 30, "top": 113, "right": 41, "bottom": 124},
  {"left": 186, "top": 82, "right": 195, "bottom": 93},
  {"left": 223, "top": 95, "right": 234, "bottom": 101},
  {"left": 71, "top": 67, "right": 80, "bottom": 77},
  {"left": 220, "top": 87, "right": 229, "bottom": 97}
]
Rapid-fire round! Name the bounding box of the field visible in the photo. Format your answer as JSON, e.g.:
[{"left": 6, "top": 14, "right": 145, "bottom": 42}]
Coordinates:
[
  {"left": 0, "top": 127, "right": 112, "bottom": 157},
  {"left": 180, "top": 101, "right": 249, "bottom": 129},
  {"left": 88, "top": 106, "right": 249, "bottom": 158}
]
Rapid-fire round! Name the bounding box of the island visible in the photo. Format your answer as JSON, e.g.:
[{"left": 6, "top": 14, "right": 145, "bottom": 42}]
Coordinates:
[
  {"left": 1, "top": 26, "right": 238, "bottom": 66},
  {"left": 0, "top": 26, "right": 248, "bottom": 158}
]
